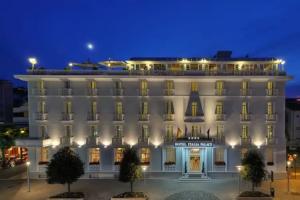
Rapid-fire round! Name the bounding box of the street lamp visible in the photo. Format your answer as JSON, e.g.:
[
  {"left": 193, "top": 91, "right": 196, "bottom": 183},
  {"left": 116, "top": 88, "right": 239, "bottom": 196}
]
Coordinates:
[
  {"left": 87, "top": 43, "right": 94, "bottom": 50},
  {"left": 141, "top": 165, "right": 148, "bottom": 184},
  {"left": 293, "top": 154, "right": 297, "bottom": 179},
  {"left": 28, "top": 57, "right": 37, "bottom": 70},
  {"left": 287, "top": 160, "right": 291, "bottom": 193},
  {"left": 236, "top": 165, "right": 243, "bottom": 194},
  {"left": 26, "top": 161, "right": 31, "bottom": 192}
]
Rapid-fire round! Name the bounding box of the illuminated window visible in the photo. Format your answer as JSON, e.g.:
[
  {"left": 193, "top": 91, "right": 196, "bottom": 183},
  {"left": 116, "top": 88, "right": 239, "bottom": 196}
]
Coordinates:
[
  {"left": 216, "top": 81, "right": 224, "bottom": 95},
  {"left": 192, "top": 102, "right": 197, "bottom": 116},
  {"left": 115, "top": 101, "right": 123, "bottom": 114},
  {"left": 166, "top": 125, "right": 173, "bottom": 139},
  {"left": 267, "top": 125, "right": 274, "bottom": 138},
  {"left": 39, "top": 147, "right": 48, "bottom": 164},
  {"left": 38, "top": 80, "right": 45, "bottom": 89},
  {"left": 241, "top": 81, "right": 249, "bottom": 90},
  {"left": 91, "top": 101, "right": 97, "bottom": 113},
  {"left": 241, "top": 148, "right": 248, "bottom": 159},
  {"left": 89, "top": 148, "right": 100, "bottom": 165},
  {"left": 216, "top": 125, "right": 224, "bottom": 138},
  {"left": 191, "top": 82, "right": 198, "bottom": 92},
  {"left": 141, "top": 125, "right": 149, "bottom": 139},
  {"left": 114, "top": 148, "right": 124, "bottom": 164},
  {"left": 140, "top": 80, "right": 148, "bottom": 96},
  {"left": 65, "top": 100, "right": 72, "bottom": 113},
  {"left": 65, "top": 125, "right": 72, "bottom": 137},
  {"left": 115, "top": 125, "right": 123, "bottom": 138},
  {"left": 241, "top": 125, "right": 248, "bottom": 139},
  {"left": 166, "top": 80, "right": 174, "bottom": 90},
  {"left": 165, "top": 100, "right": 174, "bottom": 114},
  {"left": 165, "top": 147, "right": 176, "bottom": 164},
  {"left": 267, "top": 81, "right": 274, "bottom": 90},
  {"left": 241, "top": 101, "right": 248, "bottom": 115},
  {"left": 267, "top": 102, "right": 274, "bottom": 115},
  {"left": 191, "top": 125, "right": 199, "bottom": 137},
  {"left": 215, "top": 102, "right": 223, "bottom": 114},
  {"left": 140, "top": 148, "right": 150, "bottom": 164},
  {"left": 90, "top": 80, "right": 96, "bottom": 89},
  {"left": 214, "top": 148, "right": 225, "bottom": 164},
  {"left": 38, "top": 101, "right": 46, "bottom": 113},
  {"left": 140, "top": 101, "right": 148, "bottom": 115},
  {"left": 90, "top": 125, "right": 98, "bottom": 136}
]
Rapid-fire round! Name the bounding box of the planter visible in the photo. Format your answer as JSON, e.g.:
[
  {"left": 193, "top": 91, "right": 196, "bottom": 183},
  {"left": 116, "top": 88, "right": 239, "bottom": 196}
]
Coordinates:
[
  {"left": 111, "top": 198, "right": 147, "bottom": 200},
  {"left": 237, "top": 197, "right": 272, "bottom": 200},
  {"left": 111, "top": 192, "right": 148, "bottom": 200},
  {"left": 237, "top": 191, "right": 272, "bottom": 200},
  {"left": 49, "top": 192, "right": 84, "bottom": 200}
]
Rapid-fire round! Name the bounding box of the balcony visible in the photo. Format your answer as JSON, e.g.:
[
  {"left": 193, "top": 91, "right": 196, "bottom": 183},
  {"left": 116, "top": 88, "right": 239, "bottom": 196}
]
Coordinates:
[
  {"left": 139, "top": 89, "right": 149, "bottom": 96},
  {"left": 88, "top": 88, "right": 98, "bottom": 96},
  {"left": 114, "top": 88, "right": 124, "bottom": 96},
  {"left": 60, "top": 136, "right": 74, "bottom": 146},
  {"left": 36, "top": 112, "right": 48, "bottom": 121},
  {"left": 61, "top": 113, "right": 74, "bottom": 122},
  {"left": 215, "top": 89, "right": 226, "bottom": 96},
  {"left": 240, "top": 137, "right": 252, "bottom": 146},
  {"left": 15, "top": 137, "right": 52, "bottom": 147},
  {"left": 265, "top": 137, "right": 277, "bottom": 146},
  {"left": 112, "top": 137, "right": 124, "bottom": 146},
  {"left": 163, "top": 114, "right": 175, "bottom": 121},
  {"left": 184, "top": 116, "right": 204, "bottom": 123},
  {"left": 87, "top": 113, "right": 99, "bottom": 122},
  {"left": 163, "top": 89, "right": 174, "bottom": 96},
  {"left": 86, "top": 135, "right": 101, "bottom": 146},
  {"left": 138, "top": 114, "right": 150, "bottom": 122},
  {"left": 61, "top": 88, "right": 72, "bottom": 96},
  {"left": 164, "top": 136, "right": 176, "bottom": 145},
  {"left": 240, "top": 89, "right": 252, "bottom": 96},
  {"left": 240, "top": 114, "right": 251, "bottom": 122},
  {"left": 266, "top": 89, "right": 279, "bottom": 96},
  {"left": 215, "top": 114, "right": 226, "bottom": 121},
  {"left": 138, "top": 136, "right": 150, "bottom": 146},
  {"left": 265, "top": 114, "right": 277, "bottom": 122},
  {"left": 31, "top": 88, "right": 47, "bottom": 96},
  {"left": 113, "top": 113, "right": 124, "bottom": 122},
  {"left": 213, "top": 135, "right": 225, "bottom": 145}
]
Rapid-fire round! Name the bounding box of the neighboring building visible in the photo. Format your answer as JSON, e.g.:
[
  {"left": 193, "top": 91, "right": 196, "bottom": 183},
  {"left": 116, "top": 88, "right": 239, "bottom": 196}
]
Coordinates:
[
  {"left": 286, "top": 98, "right": 300, "bottom": 150},
  {"left": 0, "top": 80, "right": 13, "bottom": 124},
  {"left": 13, "top": 87, "right": 29, "bottom": 127},
  {"left": 15, "top": 51, "right": 291, "bottom": 178}
]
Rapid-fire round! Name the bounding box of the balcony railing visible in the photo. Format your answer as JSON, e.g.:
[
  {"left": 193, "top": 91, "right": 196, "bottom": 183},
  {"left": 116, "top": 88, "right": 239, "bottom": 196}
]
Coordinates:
[
  {"left": 164, "top": 136, "right": 176, "bottom": 145},
  {"left": 184, "top": 116, "right": 204, "bottom": 122},
  {"left": 138, "top": 114, "right": 150, "bottom": 121},
  {"left": 36, "top": 112, "right": 48, "bottom": 121},
  {"left": 139, "top": 89, "right": 149, "bottom": 96},
  {"left": 240, "top": 137, "right": 252, "bottom": 146},
  {"left": 265, "top": 114, "right": 277, "bottom": 122},
  {"left": 215, "top": 114, "right": 226, "bottom": 121},
  {"left": 87, "top": 113, "right": 99, "bottom": 121},
  {"left": 61, "top": 113, "right": 74, "bottom": 121},
  {"left": 112, "top": 137, "right": 124, "bottom": 146},
  {"left": 88, "top": 88, "right": 98, "bottom": 96},
  {"left": 60, "top": 136, "right": 74, "bottom": 146},
  {"left": 213, "top": 135, "right": 225, "bottom": 145},
  {"left": 113, "top": 113, "right": 124, "bottom": 122},
  {"left": 138, "top": 136, "right": 150, "bottom": 146},
  {"left": 240, "top": 89, "right": 252, "bottom": 96},
  {"left": 163, "top": 114, "right": 175, "bottom": 121},
  {"left": 31, "top": 88, "right": 47, "bottom": 96},
  {"left": 15, "top": 137, "right": 52, "bottom": 147},
  {"left": 61, "top": 88, "right": 72, "bottom": 96},
  {"left": 240, "top": 114, "right": 251, "bottom": 122},
  {"left": 163, "top": 89, "right": 175, "bottom": 96},
  {"left": 86, "top": 135, "right": 101, "bottom": 146},
  {"left": 215, "top": 89, "right": 226, "bottom": 96},
  {"left": 266, "top": 89, "right": 279, "bottom": 96},
  {"left": 265, "top": 137, "right": 277, "bottom": 145},
  {"left": 114, "top": 88, "right": 124, "bottom": 96}
]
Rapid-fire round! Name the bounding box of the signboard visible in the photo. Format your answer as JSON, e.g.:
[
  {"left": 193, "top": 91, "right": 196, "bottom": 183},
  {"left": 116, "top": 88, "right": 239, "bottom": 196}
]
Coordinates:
[{"left": 174, "top": 142, "right": 213, "bottom": 147}]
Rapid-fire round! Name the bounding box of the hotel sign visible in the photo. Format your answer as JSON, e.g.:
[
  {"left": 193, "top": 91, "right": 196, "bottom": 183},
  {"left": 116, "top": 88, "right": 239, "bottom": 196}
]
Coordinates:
[{"left": 174, "top": 137, "right": 213, "bottom": 147}]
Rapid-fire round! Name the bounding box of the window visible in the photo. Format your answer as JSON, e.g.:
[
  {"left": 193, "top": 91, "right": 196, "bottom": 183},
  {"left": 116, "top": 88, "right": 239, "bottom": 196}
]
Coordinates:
[
  {"left": 192, "top": 102, "right": 197, "bottom": 116},
  {"left": 40, "top": 126, "right": 47, "bottom": 139},
  {"left": 38, "top": 80, "right": 45, "bottom": 89},
  {"left": 115, "top": 81, "right": 122, "bottom": 89},
  {"left": 39, "top": 147, "right": 49, "bottom": 164},
  {"left": 140, "top": 148, "right": 150, "bottom": 164},
  {"left": 114, "top": 148, "right": 124, "bottom": 164},
  {"left": 215, "top": 102, "right": 223, "bottom": 114},
  {"left": 140, "top": 80, "right": 148, "bottom": 96},
  {"left": 91, "top": 101, "right": 97, "bottom": 113},
  {"left": 140, "top": 101, "right": 148, "bottom": 115},
  {"left": 267, "top": 81, "right": 274, "bottom": 90},
  {"left": 141, "top": 125, "right": 149, "bottom": 139},
  {"left": 89, "top": 148, "right": 100, "bottom": 165},
  {"left": 115, "top": 101, "right": 123, "bottom": 114},
  {"left": 216, "top": 81, "right": 224, "bottom": 95},
  {"left": 165, "top": 100, "right": 174, "bottom": 114},
  {"left": 65, "top": 100, "right": 72, "bottom": 113},
  {"left": 165, "top": 147, "right": 176, "bottom": 164},
  {"left": 241, "top": 148, "right": 248, "bottom": 160},
  {"left": 90, "top": 125, "right": 98, "bottom": 136},
  {"left": 115, "top": 125, "right": 123, "bottom": 138},
  {"left": 267, "top": 102, "right": 274, "bottom": 115},
  {"left": 90, "top": 80, "right": 96, "bottom": 89},
  {"left": 267, "top": 125, "right": 274, "bottom": 138},
  {"left": 214, "top": 148, "right": 225, "bottom": 165},
  {"left": 266, "top": 148, "right": 274, "bottom": 165},
  {"left": 191, "top": 82, "right": 198, "bottom": 92},
  {"left": 65, "top": 125, "right": 72, "bottom": 137},
  {"left": 38, "top": 101, "right": 46, "bottom": 113},
  {"left": 216, "top": 125, "right": 224, "bottom": 138},
  {"left": 64, "top": 80, "right": 71, "bottom": 88},
  {"left": 241, "top": 101, "right": 248, "bottom": 115},
  {"left": 191, "top": 125, "right": 199, "bottom": 137},
  {"left": 166, "top": 125, "right": 173, "bottom": 139},
  {"left": 241, "top": 81, "right": 249, "bottom": 90},
  {"left": 241, "top": 125, "right": 248, "bottom": 139},
  {"left": 166, "top": 80, "right": 174, "bottom": 90}
]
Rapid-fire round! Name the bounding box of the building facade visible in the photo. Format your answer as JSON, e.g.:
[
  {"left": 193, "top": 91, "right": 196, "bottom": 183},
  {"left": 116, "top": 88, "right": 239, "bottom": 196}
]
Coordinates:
[
  {"left": 286, "top": 98, "right": 300, "bottom": 150},
  {"left": 16, "top": 51, "right": 291, "bottom": 178}
]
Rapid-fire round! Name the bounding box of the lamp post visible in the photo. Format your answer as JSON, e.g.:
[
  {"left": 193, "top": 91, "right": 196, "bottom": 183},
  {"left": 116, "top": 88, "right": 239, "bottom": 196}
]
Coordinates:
[
  {"left": 28, "top": 57, "right": 37, "bottom": 70},
  {"left": 293, "top": 154, "right": 297, "bottom": 179},
  {"left": 26, "top": 161, "right": 31, "bottom": 192},
  {"left": 141, "top": 165, "right": 148, "bottom": 185},
  {"left": 236, "top": 165, "right": 243, "bottom": 194},
  {"left": 287, "top": 161, "right": 291, "bottom": 193}
]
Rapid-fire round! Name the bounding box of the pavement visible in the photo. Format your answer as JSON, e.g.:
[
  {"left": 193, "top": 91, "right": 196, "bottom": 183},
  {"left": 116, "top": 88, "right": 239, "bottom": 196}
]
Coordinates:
[{"left": 0, "top": 166, "right": 300, "bottom": 200}]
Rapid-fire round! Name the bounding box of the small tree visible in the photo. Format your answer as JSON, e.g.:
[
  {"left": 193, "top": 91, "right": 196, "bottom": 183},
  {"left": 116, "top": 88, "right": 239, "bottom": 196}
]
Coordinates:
[
  {"left": 46, "top": 147, "right": 84, "bottom": 194},
  {"left": 119, "top": 148, "right": 142, "bottom": 193},
  {"left": 0, "top": 128, "right": 15, "bottom": 167},
  {"left": 241, "top": 149, "right": 266, "bottom": 191}
]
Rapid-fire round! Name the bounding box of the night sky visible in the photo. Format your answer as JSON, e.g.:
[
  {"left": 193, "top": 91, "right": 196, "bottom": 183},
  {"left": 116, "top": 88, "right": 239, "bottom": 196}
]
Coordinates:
[{"left": 0, "top": 0, "right": 299, "bottom": 97}]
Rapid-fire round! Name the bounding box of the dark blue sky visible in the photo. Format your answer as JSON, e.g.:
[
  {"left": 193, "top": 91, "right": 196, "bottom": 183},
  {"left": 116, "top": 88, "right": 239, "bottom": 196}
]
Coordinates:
[{"left": 0, "top": 0, "right": 299, "bottom": 96}]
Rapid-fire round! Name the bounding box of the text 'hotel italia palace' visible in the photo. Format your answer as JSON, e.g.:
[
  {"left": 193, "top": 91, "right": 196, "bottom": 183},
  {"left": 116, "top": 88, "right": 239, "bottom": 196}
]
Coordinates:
[{"left": 16, "top": 51, "right": 292, "bottom": 179}]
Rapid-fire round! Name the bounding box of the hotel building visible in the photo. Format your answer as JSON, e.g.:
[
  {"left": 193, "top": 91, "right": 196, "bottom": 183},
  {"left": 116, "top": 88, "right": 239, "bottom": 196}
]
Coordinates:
[{"left": 16, "top": 51, "right": 291, "bottom": 178}]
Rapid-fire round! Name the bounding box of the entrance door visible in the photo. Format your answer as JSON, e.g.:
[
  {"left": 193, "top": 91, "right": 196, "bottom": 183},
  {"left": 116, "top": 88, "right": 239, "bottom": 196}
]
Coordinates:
[{"left": 189, "top": 148, "right": 200, "bottom": 172}]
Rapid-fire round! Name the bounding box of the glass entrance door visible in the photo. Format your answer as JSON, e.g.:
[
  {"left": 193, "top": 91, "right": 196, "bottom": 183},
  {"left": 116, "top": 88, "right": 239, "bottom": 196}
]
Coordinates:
[{"left": 189, "top": 148, "right": 200, "bottom": 172}]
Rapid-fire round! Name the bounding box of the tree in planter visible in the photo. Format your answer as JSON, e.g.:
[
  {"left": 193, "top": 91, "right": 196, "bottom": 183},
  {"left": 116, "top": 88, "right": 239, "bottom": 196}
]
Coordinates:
[
  {"left": 241, "top": 149, "right": 266, "bottom": 191},
  {"left": 46, "top": 147, "right": 84, "bottom": 194},
  {"left": 0, "top": 127, "right": 15, "bottom": 167},
  {"left": 119, "top": 148, "right": 142, "bottom": 193}
]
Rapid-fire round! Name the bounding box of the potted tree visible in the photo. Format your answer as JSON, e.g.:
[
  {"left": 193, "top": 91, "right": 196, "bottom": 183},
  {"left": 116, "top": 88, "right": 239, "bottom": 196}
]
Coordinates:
[
  {"left": 112, "top": 148, "right": 148, "bottom": 200},
  {"left": 237, "top": 149, "right": 271, "bottom": 200},
  {"left": 47, "top": 147, "right": 84, "bottom": 199}
]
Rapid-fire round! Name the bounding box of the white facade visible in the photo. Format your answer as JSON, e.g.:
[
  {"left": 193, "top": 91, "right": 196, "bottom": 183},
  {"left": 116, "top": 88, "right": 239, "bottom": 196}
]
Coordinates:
[{"left": 15, "top": 54, "right": 291, "bottom": 178}]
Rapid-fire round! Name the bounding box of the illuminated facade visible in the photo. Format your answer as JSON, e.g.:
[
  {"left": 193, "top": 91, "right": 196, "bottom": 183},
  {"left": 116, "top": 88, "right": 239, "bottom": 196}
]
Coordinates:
[{"left": 15, "top": 51, "right": 291, "bottom": 178}]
